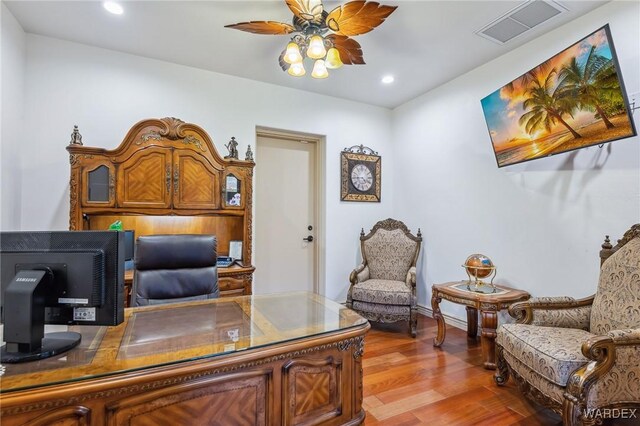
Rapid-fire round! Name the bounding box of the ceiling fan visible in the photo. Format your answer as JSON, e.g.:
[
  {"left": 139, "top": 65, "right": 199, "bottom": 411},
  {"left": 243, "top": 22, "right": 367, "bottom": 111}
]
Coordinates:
[{"left": 225, "top": 0, "right": 397, "bottom": 78}]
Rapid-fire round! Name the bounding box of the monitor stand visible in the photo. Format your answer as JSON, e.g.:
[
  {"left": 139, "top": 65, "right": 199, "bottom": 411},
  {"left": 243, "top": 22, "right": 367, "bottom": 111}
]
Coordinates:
[{"left": 1, "top": 270, "right": 81, "bottom": 363}]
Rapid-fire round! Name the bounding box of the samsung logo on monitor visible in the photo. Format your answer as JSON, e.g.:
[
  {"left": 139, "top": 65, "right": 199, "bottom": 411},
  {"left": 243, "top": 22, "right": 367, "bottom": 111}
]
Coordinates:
[{"left": 16, "top": 277, "right": 38, "bottom": 282}]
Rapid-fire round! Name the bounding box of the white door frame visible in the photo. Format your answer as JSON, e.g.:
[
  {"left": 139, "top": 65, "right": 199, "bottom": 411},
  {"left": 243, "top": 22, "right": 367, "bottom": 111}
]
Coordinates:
[{"left": 254, "top": 126, "right": 326, "bottom": 295}]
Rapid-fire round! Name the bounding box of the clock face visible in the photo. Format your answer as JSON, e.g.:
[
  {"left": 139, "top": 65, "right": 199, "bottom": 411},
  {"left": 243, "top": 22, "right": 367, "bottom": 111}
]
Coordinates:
[{"left": 351, "top": 164, "right": 373, "bottom": 192}]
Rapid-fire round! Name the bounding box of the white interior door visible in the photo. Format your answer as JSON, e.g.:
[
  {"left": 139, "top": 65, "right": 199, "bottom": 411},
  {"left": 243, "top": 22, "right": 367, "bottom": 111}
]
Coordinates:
[{"left": 255, "top": 135, "right": 316, "bottom": 294}]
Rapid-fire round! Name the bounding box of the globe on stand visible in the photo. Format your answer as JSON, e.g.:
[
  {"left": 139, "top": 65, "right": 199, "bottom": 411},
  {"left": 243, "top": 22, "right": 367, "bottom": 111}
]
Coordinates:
[{"left": 462, "top": 254, "right": 496, "bottom": 291}]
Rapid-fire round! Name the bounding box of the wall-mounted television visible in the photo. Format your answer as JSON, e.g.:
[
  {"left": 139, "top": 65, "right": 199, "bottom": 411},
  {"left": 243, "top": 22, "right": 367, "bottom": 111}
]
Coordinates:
[{"left": 481, "top": 24, "right": 636, "bottom": 168}]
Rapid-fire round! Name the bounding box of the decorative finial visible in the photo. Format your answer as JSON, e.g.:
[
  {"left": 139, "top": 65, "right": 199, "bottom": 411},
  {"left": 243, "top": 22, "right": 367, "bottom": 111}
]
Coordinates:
[
  {"left": 600, "top": 235, "right": 614, "bottom": 266},
  {"left": 360, "top": 228, "right": 365, "bottom": 238},
  {"left": 245, "top": 144, "right": 254, "bottom": 161},
  {"left": 417, "top": 228, "right": 422, "bottom": 238},
  {"left": 69, "top": 125, "right": 83, "bottom": 145},
  {"left": 225, "top": 136, "right": 239, "bottom": 160}
]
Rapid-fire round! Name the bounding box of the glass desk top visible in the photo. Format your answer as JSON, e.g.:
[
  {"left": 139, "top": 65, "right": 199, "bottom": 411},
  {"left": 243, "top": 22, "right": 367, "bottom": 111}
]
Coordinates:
[{"left": 0, "top": 292, "right": 367, "bottom": 393}]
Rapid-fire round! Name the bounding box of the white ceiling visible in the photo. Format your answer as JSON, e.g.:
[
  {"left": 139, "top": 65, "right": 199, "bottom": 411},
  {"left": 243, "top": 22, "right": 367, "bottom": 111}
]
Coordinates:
[{"left": 5, "top": 0, "right": 607, "bottom": 108}]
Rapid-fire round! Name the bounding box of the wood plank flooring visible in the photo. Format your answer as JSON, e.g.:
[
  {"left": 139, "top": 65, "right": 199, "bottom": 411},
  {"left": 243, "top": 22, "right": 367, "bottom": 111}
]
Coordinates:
[{"left": 361, "top": 314, "right": 635, "bottom": 425}]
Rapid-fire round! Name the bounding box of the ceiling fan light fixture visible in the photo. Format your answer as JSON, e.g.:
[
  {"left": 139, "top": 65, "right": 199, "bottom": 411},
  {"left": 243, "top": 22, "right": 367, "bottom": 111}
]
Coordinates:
[
  {"left": 288, "top": 61, "right": 306, "bottom": 77},
  {"left": 325, "top": 48, "right": 343, "bottom": 69},
  {"left": 284, "top": 42, "right": 303, "bottom": 64},
  {"left": 226, "top": 0, "right": 397, "bottom": 79},
  {"left": 307, "top": 35, "right": 327, "bottom": 60},
  {"left": 311, "top": 59, "right": 329, "bottom": 79}
]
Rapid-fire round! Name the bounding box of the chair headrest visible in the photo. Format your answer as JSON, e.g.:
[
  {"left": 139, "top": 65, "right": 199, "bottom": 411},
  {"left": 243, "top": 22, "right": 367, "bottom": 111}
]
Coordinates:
[{"left": 135, "top": 234, "right": 217, "bottom": 270}]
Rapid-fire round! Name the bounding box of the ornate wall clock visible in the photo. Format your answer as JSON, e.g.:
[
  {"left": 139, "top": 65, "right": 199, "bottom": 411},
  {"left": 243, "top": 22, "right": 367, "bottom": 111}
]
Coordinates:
[{"left": 341, "top": 145, "right": 381, "bottom": 202}]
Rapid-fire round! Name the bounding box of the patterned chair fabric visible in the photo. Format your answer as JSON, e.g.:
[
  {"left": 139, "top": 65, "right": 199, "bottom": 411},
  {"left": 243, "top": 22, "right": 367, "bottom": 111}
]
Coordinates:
[
  {"left": 351, "top": 279, "right": 413, "bottom": 305},
  {"left": 494, "top": 225, "right": 640, "bottom": 426},
  {"left": 346, "top": 219, "right": 422, "bottom": 337},
  {"left": 364, "top": 229, "right": 417, "bottom": 281},
  {"left": 497, "top": 324, "right": 593, "bottom": 386},
  {"left": 590, "top": 237, "right": 640, "bottom": 334},
  {"left": 352, "top": 301, "right": 411, "bottom": 317},
  {"left": 502, "top": 351, "right": 566, "bottom": 406}
]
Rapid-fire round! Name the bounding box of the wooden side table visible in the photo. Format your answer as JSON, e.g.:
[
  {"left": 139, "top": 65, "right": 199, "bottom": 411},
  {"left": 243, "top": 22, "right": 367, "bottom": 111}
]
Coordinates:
[{"left": 431, "top": 281, "right": 529, "bottom": 369}]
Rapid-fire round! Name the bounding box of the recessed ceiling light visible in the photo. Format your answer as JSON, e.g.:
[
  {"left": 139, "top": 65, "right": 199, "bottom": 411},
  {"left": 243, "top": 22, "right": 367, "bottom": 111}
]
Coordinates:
[
  {"left": 381, "top": 75, "right": 395, "bottom": 84},
  {"left": 103, "top": 1, "right": 123, "bottom": 15}
]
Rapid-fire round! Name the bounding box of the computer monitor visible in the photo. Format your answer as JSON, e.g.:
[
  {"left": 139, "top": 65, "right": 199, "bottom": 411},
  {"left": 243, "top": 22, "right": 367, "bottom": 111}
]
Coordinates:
[{"left": 0, "top": 231, "right": 125, "bottom": 363}]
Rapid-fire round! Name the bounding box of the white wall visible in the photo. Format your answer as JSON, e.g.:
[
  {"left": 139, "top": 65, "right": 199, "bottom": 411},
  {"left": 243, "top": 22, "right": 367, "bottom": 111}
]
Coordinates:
[
  {"left": 393, "top": 1, "right": 640, "bottom": 321},
  {"left": 20, "top": 35, "right": 394, "bottom": 301},
  {"left": 6, "top": 1, "right": 639, "bottom": 311},
  {"left": 1, "top": 4, "right": 26, "bottom": 230}
]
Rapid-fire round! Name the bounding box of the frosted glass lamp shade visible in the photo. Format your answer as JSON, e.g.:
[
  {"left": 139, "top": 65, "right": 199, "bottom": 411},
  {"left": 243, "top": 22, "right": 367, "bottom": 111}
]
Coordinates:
[
  {"left": 288, "top": 62, "right": 306, "bottom": 77},
  {"left": 284, "top": 42, "right": 303, "bottom": 64},
  {"left": 311, "top": 60, "right": 329, "bottom": 79},
  {"left": 307, "top": 35, "right": 327, "bottom": 60},
  {"left": 325, "top": 48, "right": 343, "bottom": 69}
]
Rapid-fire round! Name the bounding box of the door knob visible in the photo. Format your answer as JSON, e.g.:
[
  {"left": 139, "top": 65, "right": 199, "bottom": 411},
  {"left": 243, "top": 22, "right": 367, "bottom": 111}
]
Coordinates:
[{"left": 303, "top": 235, "right": 314, "bottom": 242}]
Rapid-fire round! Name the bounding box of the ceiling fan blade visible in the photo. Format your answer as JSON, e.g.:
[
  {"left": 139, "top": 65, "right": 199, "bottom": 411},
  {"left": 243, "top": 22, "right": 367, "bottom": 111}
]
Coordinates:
[
  {"left": 326, "top": 35, "right": 365, "bottom": 65},
  {"left": 285, "top": 0, "right": 324, "bottom": 23},
  {"left": 225, "top": 21, "right": 296, "bottom": 35},
  {"left": 326, "top": 1, "right": 397, "bottom": 36},
  {"left": 278, "top": 49, "right": 290, "bottom": 71}
]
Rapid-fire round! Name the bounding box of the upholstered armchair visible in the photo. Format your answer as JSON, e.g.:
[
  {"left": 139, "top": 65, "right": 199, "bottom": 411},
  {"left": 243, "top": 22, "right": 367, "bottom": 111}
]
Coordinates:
[
  {"left": 346, "top": 218, "right": 422, "bottom": 337},
  {"left": 495, "top": 224, "right": 640, "bottom": 426}
]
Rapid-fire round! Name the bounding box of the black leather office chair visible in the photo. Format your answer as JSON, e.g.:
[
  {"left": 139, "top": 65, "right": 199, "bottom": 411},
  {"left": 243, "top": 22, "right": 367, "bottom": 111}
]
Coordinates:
[{"left": 132, "top": 234, "right": 219, "bottom": 306}]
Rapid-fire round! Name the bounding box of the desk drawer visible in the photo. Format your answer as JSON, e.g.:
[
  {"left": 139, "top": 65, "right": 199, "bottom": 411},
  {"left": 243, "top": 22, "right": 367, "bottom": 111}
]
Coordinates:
[{"left": 219, "top": 276, "right": 245, "bottom": 293}]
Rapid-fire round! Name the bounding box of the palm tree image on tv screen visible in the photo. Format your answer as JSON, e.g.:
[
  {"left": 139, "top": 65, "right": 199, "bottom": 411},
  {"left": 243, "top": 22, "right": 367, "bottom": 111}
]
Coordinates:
[{"left": 481, "top": 25, "right": 637, "bottom": 168}]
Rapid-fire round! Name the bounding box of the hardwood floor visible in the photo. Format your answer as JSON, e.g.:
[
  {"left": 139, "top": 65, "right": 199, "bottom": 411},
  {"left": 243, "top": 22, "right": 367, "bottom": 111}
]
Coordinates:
[{"left": 361, "top": 315, "right": 634, "bottom": 426}]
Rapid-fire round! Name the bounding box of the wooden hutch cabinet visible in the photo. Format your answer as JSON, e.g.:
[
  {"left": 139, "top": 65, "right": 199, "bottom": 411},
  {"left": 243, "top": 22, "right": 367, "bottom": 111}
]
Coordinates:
[{"left": 67, "top": 117, "right": 255, "bottom": 302}]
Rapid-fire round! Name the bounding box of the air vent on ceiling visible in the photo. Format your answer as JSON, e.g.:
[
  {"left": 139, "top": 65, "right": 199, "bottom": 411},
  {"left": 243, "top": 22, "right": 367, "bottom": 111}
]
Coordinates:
[{"left": 476, "top": 0, "right": 568, "bottom": 45}]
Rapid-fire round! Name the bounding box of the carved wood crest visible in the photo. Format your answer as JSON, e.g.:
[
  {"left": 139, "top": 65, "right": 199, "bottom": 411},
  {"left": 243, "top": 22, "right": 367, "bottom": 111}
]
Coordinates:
[
  {"left": 360, "top": 218, "right": 422, "bottom": 242},
  {"left": 139, "top": 117, "right": 207, "bottom": 151}
]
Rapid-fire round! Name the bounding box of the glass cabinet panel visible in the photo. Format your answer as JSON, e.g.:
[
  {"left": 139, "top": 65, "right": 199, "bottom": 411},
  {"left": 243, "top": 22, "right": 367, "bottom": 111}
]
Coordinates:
[
  {"left": 224, "top": 174, "right": 241, "bottom": 207},
  {"left": 88, "top": 165, "right": 110, "bottom": 202}
]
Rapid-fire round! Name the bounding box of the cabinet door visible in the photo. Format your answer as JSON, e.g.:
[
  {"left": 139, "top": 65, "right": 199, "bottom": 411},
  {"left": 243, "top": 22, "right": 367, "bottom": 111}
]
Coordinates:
[
  {"left": 222, "top": 172, "right": 244, "bottom": 209},
  {"left": 117, "top": 148, "right": 172, "bottom": 209},
  {"left": 173, "top": 150, "right": 220, "bottom": 209},
  {"left": 82, "top": 162, "right": 116, "bottom": 207}
]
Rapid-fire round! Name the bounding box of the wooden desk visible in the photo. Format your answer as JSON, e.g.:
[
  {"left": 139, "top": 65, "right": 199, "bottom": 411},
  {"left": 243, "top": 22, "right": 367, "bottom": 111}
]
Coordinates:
[
  {"left": 431, "top": 281, "right": 529, "bottom": 369},
  {"left": 0, "top": 293, "right": 369, "bottom": 425}
]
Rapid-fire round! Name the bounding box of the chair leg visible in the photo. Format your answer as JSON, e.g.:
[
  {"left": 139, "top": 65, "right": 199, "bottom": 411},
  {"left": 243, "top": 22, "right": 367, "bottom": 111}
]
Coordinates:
[
  {"left": 494, "top": 344, "right": 510, "bottom": 386},
  {"left": 410, "top": 306, "right": 417, "bottom": 338},
  {"left": 562, "top": 398, "right": 596, "bottom": 426},
  {"left": 562, "top": 399, "right": 579, "bottom": 426}
]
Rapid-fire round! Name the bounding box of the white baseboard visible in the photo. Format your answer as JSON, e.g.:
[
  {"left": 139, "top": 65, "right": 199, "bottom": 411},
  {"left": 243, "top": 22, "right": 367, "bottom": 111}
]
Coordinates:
[
  {"left": 417, "top": 304, "right": 468, "bottom": 332},
  {"left": 341, "top": 301, "right": 469, "bottom": 332}
]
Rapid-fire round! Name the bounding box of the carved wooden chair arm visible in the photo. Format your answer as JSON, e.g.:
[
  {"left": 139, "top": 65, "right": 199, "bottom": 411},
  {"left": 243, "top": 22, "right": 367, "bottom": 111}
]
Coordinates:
[
  {"left": 565, "top": 328, "right": 640, "bottom": 409},
  {"left": 405, "top": 267, "right": 417, "bottom": 288},
  {"left": 349, "top": 263, "right": 369, "bottom": 286},
  {"left": 508, "top": 296, "right": 595, "bottom": 328}
]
